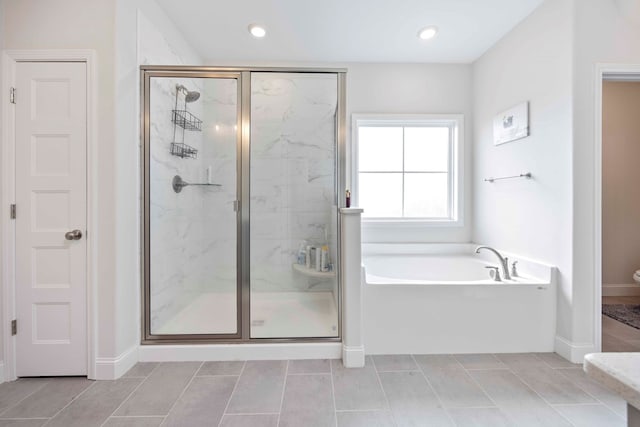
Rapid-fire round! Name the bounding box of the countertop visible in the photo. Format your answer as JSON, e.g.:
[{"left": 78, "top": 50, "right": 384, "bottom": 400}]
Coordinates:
[{"left": 584, "top": 352, "right": 640, "bottom": 410}]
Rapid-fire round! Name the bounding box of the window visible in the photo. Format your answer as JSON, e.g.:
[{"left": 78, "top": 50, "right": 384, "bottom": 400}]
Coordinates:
[{"left": 352, "top": 114, "right": 463, "bottom": 224}]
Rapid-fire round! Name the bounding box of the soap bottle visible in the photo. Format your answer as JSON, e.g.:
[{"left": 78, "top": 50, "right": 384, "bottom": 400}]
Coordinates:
[
  {"left": 296, "top": 241, "right": 307, "bottom": 265},
  {"left": 315, "top": 246, "right": 322, "bottom": 272},
  {"left": 306, "top": 245, "right": 312, "bottom": 269},
  {"left": 321, "top": 245, "right": 329, "bottom": 272}
]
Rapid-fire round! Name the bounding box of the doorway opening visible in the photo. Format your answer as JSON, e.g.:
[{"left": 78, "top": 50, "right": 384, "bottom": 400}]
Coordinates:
[{"left": 597, "top": 66, "right": 640, "bottom": 353}]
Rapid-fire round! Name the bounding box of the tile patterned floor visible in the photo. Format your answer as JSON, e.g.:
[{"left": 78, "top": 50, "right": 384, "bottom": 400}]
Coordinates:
[{"left": 0, "top": 353, "right": 627, "bottom": 427}]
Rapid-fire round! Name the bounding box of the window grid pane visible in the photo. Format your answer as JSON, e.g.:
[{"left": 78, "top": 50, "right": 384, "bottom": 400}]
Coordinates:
[{"left": 357, "top": 124, "right": 453, "bottom": 219}]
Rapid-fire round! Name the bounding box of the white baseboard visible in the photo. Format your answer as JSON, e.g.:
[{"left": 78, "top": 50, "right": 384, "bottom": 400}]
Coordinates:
[
  {"left": 555, "top": 335, "right": 596, "bottom": 364},
  {"left": 603, "top": 283, "right": 640, "bottom": 296},
  {"left": 342, "top": 345, "right": 365, "bottom": 368},
  {"left": 94, "top": 345, "right": 139, "bottom": 380},
  {"left": 138, "top": 342, "right": 342, "bottom": 362}
]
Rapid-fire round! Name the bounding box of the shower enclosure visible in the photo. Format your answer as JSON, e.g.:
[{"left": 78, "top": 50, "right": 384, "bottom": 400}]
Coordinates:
[{"left": 141, "top": 67, "right": 345, "bottom": 342}]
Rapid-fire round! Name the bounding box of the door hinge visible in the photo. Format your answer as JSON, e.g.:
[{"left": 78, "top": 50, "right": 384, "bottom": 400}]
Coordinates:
[
  {"left": 11, "top": 319, "right": 16, "bottom": 336},
  {"left": 233, "top": 200, "right": 240, "bottom": 212},
  {"left": 10, "top": 204, "right": 16, "bottom": 219},
  {"left": 9, "top": 87, "right": 15, "bottom": 104}
]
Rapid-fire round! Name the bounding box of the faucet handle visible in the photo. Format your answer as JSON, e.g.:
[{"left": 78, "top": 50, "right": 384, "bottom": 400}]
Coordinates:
[
  {"left": 485, "top": 266, "right": 502, "bottom": 282},
  {"left": 511, "top": 261, "right": 519, "bottom": 277}
]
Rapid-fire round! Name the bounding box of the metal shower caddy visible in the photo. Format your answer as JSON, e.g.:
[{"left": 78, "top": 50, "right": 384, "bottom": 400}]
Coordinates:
[{"left": 170, "top": 83, "right": 202, "bottom": 159}]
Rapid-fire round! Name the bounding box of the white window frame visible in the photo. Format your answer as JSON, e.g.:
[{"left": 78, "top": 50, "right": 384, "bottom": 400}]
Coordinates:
[{"left": 351, "top": 113, "right": 464, "bottom": 227}]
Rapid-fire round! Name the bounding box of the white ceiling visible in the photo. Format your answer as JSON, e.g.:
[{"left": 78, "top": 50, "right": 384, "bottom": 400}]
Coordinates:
[{"left": 156, "top": 0, "right": 544, "bottom": 64}]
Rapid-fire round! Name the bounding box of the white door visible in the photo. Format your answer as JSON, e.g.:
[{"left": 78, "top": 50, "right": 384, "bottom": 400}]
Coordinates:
[{"left": 15, "top": 62, "right": 87, "bottom": 376}]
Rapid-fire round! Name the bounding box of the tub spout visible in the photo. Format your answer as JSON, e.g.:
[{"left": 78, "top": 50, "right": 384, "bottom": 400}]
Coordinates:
[{"left": 475, "top": 246, "right": 511, "bottom": 280}]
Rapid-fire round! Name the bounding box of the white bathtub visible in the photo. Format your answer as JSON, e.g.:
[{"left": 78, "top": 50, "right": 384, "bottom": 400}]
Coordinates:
[{"left": 362, "top": 244, "right": 557, "bottom": 355}]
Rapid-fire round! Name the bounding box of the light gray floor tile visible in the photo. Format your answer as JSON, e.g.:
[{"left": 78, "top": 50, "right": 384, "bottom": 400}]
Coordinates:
[
  {"left": 469, "top": 370, "right": 571, "bottom": 427},
  {"left": 122, "top": 363, "right": 158, "bottom": 378},
  {"left": 2, "top": 377, "right": 93, "bottom": 418},
  {"left": 115, "top": 362, "right": 200, "bottom": 416},
  {"left": 554, "top": 404, "right": 625, "bottom": 427},
  {"left": 0, "top": 420, "right": 47, "bottom": 427},
  {"left": 496, "top": 353, "right": 595, "bottom": 404},
  {"left": 0, "top": 353, "right": 628, "bottom": 427},
  {"left": 331, "top": 359, "right": 387, "bottom": 411},
  {"left": 454, "top": 354, "right": 506, "bottom": 370},
  {"left": 163, "top": 376, "right": 237, "bottom": 427},
  {"left": 281, "top": 374, "right": 333, "bottom": 413},
  {"left": 336, "top": 410, "right": 395, "bottom": 427},
  {"left": 378, "top": 371, "right": 453, "bottom": 426},
  {"left": 102, "top": 417, "right": 164, "bottom": 427},
  {"left": 447, "top": 407, "right": 512, "bottom": 427},
  {"left": 287, "top": 359, "right": 331, "bottom": 374},
  {"left": 278, "top": 410, "right": 336, "bottom": 427},
  {"left": 414, "top": 355, "right": 493, "bottom": 408},
  {"left": 495, "top": 353, "right": 547, "bottom": 370},
  {"left": 219, "top": 414, "right": 278, "bottom": 427},
  {"left": 505, "top": 363, "right": 596, "bottom": 404},
  {"left": 372, "top": 355, "right": 418, "bottom": 372},
  {"left": 468, "top": 369, "right": 543, "bottom": 405},
  {"left": 226, "top": 360, "right": 286, "bottom": 414},
  {"left": 515, "top": 367, "right": 595, "bottom": 404},
  {"left": 535, "top": 353, "right": 578, "bottom": 368},
  {"left": 556, "top": 368, "right": 627, "bottom": 416},
  {"left": 47, "top": 378, "right": 142, "bottom": 427},
  {"left": 0, "top": 379, "right": 50, "bottom": 414},
  {"left": 196, "top": 361, "right": 244, "bottom": 376}
]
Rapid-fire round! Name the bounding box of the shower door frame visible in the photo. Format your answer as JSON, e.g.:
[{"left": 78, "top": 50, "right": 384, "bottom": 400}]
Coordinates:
[{"left": 140, "top": 66, "right": 347, "bottom": 344}]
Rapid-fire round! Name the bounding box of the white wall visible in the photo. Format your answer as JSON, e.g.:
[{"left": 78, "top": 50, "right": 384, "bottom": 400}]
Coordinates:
[
  {"left": 472, "top": 0, "right": 574, "bottom": 343},
  {"left": 346, "top": 63, "right": 473, "bottom": 243},
  {"left": 602, "top": 81, "right": 640, "bottom": 286},
  {"left": 572, "top": 0, "right": 640, "bottom": 348},
  {"left": 115, "top": 0, "right": 204, "bottom": 356},
  {"left": 1, "top": 0, "right": 118, "bottom": 365},
  {"left": 0, "top": 0, "right": 202, "bottom": 375}
]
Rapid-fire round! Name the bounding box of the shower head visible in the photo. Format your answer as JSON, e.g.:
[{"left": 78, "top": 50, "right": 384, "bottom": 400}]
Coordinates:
[{"left": 176, "top": 84, "right": 201, "bottom": 103}]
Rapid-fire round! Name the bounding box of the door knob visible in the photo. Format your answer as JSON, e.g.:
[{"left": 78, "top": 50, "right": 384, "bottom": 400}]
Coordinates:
[{"left": 65, "top": 229, "right": 83, "bottom": 241}]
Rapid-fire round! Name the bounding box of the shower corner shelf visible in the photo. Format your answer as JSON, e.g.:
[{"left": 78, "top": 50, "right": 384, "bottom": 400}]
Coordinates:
[
  {"left": 170, "top": 142, "right": 198, "bottom": 159},
  {"left": 172, "top": 109, "right": 202, "bottom": 131},
  {"left": 292, "top": 263, "right": 336, "bottom": 279}
]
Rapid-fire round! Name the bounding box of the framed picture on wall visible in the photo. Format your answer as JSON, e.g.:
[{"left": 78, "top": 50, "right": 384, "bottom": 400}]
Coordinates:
[{"left": 493, "top": 101, "right": 529, "bottom": 145}]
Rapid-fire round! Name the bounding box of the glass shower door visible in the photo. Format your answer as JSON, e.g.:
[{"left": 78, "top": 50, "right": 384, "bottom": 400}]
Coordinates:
[
  {"left": 144, "top": 72, "right": 241, "bottom": 339},
  {"left": 249, "top": 72, "right": 340, "bottom": 339}
]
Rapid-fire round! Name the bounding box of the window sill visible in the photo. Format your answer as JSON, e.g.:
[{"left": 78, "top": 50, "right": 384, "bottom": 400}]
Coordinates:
[{"left": 362, "top": 219, "right": 464, "bottom": 229}]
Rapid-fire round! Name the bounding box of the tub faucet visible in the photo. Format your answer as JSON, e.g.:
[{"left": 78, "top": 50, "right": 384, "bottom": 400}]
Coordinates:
[{"left": 475, "top": 246, "right": 511, "bottom": 280}]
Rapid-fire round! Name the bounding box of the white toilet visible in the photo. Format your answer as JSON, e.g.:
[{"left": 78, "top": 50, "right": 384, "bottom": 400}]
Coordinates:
[{"left": 634, "top": 270, "right": 640, "bottom": 284}]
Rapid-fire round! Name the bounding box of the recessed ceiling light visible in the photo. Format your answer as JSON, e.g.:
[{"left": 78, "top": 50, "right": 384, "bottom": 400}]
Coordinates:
[
  {"left": 418, "top": 26, "right": 438, "bottom": 41},
  {"left": 248, "top": 24, "right": 266, "bottom": 38}
]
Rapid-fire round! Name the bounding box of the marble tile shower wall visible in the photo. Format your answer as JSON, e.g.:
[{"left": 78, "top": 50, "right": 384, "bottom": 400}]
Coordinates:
[
  {"left": 140, "top": 13, "right": 225, "bottom": 334},
  {"left": 200, "top": 79, "right": 239, "bottom": 295},
  {"left": 149, "top": 76, "right": 205, "bottom": 332},
  {"left": 250, "top": 73, "right": 339, "bottom": 294},
  {"left": 149, "top": 77, "right": 239, "bottom": 332}
]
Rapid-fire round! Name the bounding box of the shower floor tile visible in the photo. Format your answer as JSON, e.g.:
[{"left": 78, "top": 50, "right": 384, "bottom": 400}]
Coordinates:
[
  {"left": 251, "top": 291, "right": 338, "bottom": 338},
  {"left": 155, "top": 292, "right": 237, "bottom": 335},
  {"left": 155, "top": 291, "right": 338, "bottom": 338}
]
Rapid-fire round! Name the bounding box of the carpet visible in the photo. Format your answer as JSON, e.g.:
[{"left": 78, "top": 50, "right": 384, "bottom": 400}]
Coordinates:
[{"left": 602, "top": 304, "right": 640, "bottom": 330}]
